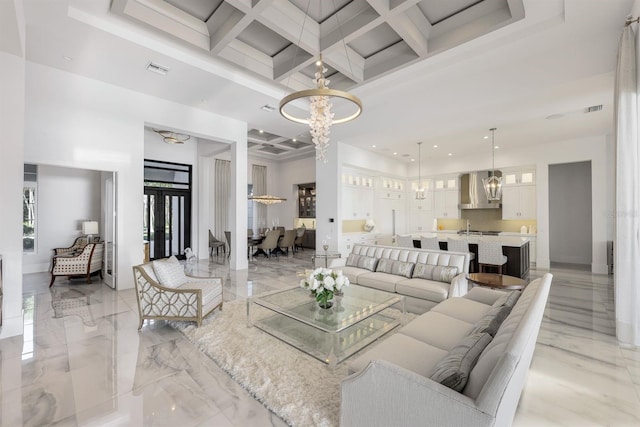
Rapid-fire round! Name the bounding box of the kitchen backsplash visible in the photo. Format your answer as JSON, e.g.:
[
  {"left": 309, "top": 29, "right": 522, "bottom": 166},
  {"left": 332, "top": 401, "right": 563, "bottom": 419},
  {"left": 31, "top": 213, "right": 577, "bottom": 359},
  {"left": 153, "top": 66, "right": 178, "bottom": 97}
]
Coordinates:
[
  {"left": 438, "top": 210, "right": 537, "bottom": 234},
  {"left": 294, "top": 218, "right": 316, "bottom": 229}
]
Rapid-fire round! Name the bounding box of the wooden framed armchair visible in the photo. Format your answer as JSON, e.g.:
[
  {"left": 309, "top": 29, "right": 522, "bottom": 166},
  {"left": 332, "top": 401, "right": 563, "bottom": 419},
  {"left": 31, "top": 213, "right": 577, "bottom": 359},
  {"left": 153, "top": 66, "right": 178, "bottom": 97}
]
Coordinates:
[
  {"left": 50, "top": 242, "right": 104, "bottom": 287},
  {"left": 53, "top": 236, "right": 89, "bottom": 256},
  {"left": 133, "top": 257, "right": 223, "bottom": 329}
]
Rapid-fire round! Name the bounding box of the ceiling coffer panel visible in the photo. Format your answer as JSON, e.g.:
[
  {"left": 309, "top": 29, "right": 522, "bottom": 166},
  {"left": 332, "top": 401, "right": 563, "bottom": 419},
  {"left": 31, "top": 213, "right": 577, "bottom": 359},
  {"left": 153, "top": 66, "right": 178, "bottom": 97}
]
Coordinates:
[
  {"left": 237, "top": 20, "right": 292, "bottom": 57},
  {"left": 259, "top": 145, "right": 288, "bottom": 154},
  {"left": 165, "top": 0, "right": 223, "bottom": 21}
]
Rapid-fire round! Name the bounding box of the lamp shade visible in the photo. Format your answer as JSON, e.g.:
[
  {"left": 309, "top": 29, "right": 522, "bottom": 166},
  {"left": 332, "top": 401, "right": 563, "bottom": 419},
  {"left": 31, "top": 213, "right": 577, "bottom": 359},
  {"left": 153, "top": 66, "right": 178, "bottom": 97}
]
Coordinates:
[{"left": 82, "top": 221, "right": 99, "bottom": 235}]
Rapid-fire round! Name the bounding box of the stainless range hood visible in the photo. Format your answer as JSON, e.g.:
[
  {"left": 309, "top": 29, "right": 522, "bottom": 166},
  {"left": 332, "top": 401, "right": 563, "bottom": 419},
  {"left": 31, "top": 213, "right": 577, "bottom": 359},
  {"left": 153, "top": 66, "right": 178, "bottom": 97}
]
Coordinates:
[{"left": 458, "top": 171, "right": 502, "bottom": 209}]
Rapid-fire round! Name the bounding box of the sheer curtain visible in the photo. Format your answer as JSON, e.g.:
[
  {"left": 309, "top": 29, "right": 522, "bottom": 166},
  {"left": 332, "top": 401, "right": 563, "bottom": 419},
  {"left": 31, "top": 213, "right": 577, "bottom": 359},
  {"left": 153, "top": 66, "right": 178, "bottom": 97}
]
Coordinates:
[
  {"left": 615, "top": 23, "right": 640, "bottom": 346},
  {"left": 252, "top": 165, "right": 267, "bottom": 232},
  {"left": 214, "top": 159, "right": 230, "bottom": 242}
]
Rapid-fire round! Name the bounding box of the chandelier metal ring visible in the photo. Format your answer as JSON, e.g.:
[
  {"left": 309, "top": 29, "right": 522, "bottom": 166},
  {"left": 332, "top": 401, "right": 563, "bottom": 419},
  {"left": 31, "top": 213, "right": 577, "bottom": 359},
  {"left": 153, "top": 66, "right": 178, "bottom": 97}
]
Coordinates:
[{"left": 279, "top": 88, "right": 363, "bottom": 125}]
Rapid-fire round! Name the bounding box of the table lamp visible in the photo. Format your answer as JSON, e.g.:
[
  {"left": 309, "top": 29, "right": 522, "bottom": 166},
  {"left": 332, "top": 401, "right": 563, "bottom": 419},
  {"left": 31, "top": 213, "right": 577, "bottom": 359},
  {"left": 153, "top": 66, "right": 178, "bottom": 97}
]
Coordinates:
[{"left": 82, "top": 221, "right": 99, "bottom": 243}]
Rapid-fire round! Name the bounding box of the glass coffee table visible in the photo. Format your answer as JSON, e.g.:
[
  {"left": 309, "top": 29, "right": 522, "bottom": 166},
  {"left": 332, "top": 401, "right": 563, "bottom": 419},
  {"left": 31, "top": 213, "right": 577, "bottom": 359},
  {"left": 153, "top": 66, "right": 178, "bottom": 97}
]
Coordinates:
[{"left": 247, "top": 285, "right": 405, "bottom": 367}]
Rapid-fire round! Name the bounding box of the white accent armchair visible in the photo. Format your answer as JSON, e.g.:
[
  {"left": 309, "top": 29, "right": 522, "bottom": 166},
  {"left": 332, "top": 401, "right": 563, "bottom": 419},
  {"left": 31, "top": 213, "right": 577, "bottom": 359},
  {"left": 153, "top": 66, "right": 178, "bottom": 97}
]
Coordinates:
[
  {"left": 50, "top": 242, "right": 104, "bottom": 287},
  {"left": 132, "top": 258, "right": 223, "bottom": 329}
]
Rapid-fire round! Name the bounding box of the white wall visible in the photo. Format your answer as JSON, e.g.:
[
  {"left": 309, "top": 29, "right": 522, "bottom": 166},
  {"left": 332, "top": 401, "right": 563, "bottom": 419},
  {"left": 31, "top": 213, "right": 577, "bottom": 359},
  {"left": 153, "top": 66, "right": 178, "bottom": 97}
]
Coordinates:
[
  {"left": 24, "top": 62, "right": 247, "bottom": 289},
  {"left": 549, "top": 161, "right": 593, "bottom": 265},
  {"left": 274, "top": 156, "right": 316, "bottom": 228},
  {"left": 23, "top": 165, "right": 101, "bottom": 273}
]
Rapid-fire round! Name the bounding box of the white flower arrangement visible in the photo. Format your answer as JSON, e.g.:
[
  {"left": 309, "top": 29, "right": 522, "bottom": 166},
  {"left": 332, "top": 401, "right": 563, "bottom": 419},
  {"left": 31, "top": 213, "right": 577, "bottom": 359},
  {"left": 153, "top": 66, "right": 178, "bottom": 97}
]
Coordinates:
[{"left": 300, "top": 268, "right": 350, "bottom": 307}]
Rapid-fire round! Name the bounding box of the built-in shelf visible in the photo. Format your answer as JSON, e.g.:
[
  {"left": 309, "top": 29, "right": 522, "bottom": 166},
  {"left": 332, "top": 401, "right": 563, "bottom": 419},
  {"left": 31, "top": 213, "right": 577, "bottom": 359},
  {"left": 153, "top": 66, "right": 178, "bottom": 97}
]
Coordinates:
[{"left": 298, "top": 183, "right": 316, "bottom": 218}]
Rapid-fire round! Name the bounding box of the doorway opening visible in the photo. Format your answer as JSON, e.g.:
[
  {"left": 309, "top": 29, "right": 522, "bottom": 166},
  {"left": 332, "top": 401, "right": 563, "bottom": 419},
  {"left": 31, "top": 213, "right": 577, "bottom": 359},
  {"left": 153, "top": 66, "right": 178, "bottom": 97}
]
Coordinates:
[{"left": 143, "top": 160, "right": 192, "bottom": 260}]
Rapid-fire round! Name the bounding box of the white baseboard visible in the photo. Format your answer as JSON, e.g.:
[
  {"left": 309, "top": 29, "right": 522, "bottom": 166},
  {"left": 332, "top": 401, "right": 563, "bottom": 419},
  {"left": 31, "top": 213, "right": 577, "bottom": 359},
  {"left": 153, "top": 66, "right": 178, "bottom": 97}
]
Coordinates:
[{"left": 591, "top": 263, "right": 609, "bottom": 275}]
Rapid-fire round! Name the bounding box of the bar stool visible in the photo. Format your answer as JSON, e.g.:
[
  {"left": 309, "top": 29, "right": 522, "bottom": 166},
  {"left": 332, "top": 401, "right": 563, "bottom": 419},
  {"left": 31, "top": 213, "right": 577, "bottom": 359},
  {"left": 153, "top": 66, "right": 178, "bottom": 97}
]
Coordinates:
[
  {"left": 447, "top": 238, "right": 476, "bottom": 272},
  {"left": 477, "top": 240, "right": 507, "bottom": 274},
  {"left": 420, "top": 236, "right": 440, "bottom": 250}
]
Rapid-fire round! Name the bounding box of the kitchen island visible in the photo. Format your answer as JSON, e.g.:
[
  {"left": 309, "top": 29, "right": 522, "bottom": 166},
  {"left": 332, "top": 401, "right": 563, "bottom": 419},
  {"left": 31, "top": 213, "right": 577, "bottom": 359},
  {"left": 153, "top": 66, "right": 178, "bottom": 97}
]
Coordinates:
[{"left": 412, "top": 233, "right": 530, "bottom": 279}]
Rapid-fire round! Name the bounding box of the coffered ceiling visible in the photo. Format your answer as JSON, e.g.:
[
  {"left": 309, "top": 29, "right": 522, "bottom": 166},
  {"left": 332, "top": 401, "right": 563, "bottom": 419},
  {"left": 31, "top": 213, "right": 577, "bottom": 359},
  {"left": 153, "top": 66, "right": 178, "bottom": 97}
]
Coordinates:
[
  {"left": 19, "top": 0, "right": 636, "bottom": 163},
  {"left": 112, "top": 0, "right": 523, "bottom": 93}
]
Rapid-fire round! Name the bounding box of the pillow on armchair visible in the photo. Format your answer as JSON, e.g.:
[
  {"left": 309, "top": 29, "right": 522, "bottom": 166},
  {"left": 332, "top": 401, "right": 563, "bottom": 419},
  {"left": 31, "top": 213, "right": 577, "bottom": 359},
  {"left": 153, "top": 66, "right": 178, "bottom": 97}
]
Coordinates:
[{"left": 152, "top": 256, "right": 188, "bottom": 288}]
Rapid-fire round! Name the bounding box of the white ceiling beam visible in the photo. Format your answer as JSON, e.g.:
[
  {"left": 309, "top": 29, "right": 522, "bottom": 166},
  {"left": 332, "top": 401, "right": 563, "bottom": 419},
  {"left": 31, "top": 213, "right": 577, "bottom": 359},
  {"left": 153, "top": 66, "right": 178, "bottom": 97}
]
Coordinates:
[
  {"left": 322, "top": 46, "right": 365, "bottom": 83},
  {"left": 206, "top": 3, "right": 251, "bottom": 55},
  {"left": 272, "top": 45, "right": 315, "bottom": 81},
  {"left": 386, "top": 9, "right": 431, "bottom": 57},
  {"left": 218, "top": 39, "right": 274, "bottom": 80}
]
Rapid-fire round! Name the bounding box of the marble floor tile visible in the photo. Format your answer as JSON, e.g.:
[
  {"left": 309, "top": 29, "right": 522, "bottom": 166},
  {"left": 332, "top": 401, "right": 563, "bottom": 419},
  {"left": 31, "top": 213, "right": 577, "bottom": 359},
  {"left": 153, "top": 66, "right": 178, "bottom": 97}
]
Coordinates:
[{"left": 2, "top": 253, "right": 640, "bottom": 426}]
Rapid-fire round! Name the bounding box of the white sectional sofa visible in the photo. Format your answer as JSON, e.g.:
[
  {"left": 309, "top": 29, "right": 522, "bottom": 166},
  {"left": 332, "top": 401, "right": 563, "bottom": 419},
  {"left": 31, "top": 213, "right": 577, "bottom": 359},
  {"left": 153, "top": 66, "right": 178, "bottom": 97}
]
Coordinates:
[
  {"left": 331, "top": 244, "right": 471, "bottom": 314},
  {"left": 340, "top": 273, "right": 553, "bottom": 427}
]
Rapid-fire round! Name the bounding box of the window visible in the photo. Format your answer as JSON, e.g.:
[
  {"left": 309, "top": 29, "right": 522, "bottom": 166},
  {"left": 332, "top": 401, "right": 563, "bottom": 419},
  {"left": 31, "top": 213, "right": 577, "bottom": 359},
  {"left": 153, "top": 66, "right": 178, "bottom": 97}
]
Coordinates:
[{"left": 23, "top": 164, "right": 37, "bottom": 252}]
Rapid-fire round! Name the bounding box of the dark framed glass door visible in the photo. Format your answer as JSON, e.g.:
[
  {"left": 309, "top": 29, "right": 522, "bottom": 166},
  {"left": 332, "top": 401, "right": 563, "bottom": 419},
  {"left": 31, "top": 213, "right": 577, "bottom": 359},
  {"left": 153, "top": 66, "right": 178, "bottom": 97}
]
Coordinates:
[{"left": 143, "top": 160, "right": 192, "bottom": 260}]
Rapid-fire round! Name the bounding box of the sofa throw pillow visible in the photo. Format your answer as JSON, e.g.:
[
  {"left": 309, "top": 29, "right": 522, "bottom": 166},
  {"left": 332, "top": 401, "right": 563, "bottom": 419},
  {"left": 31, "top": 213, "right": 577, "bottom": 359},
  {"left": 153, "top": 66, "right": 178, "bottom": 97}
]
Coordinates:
[
  {"left": 429, "top": 332, "right": 492, "bottom": 392},
  {"left": 152, "top": 256, "right": 188, "bottom": 288},
  {"left": 346, "top": 254, "right": 378, "bottom": 271},
  {"left": 412, "top": 263, "right": 459, "bottom": 283},
  {"left": 471, "top": 305, "right": 512, "bottom": 336},
  {"left": 375, "top": 259, "right": 415, "bottom": 278},
  {"left": 492, "top": 290, "right": 521, "bottom": 308}
]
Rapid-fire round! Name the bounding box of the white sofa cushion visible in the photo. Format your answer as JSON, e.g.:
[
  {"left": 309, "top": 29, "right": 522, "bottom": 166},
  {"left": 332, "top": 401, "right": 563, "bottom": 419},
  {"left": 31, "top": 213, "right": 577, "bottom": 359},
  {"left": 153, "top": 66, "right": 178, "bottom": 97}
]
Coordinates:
[
  {"left": 336, "top": 265, "right": 371, "bottom": 284},
  {"left": 348, "top": 333, "right": 448, "bottom": 376},
  {"left": 346, "top": 253, "right": 378, "bottom": 271},
  {"left": 395, "top": 278, "right": 450, "bottom": 303},
  {"left": 357, "top": 272, "right": 405, "bottom": 293},
  {"left": 431, "top": 298, "right": 493, "bottom": 324},
  {"left": 399, "top": 311, "right": 475, "bottom": 351}
]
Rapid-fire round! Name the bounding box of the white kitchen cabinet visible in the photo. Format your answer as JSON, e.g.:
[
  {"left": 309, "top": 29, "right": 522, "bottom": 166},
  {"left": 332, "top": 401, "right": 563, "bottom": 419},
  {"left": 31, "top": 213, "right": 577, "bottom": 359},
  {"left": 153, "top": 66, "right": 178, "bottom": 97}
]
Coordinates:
[
  {"left": 502, "top": 185, "right": 536, "bottom": 219},
  {"left": 342, "top": 186, "right": 374, "bottom": 219},
  {"left": 340, "top": 233, "right": 381, "bottom": 257},
  {"left": 503, "top": 169, "right": 535, "bottom": 186},
  {"left": 434, "top": 189, "right": 460, "bottom": 219}
]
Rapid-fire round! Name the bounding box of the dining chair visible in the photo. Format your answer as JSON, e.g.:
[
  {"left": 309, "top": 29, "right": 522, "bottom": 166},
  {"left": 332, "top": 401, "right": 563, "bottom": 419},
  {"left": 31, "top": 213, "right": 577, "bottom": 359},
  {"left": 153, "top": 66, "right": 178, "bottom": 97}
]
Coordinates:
[
  {"left": 209, "top": 230, "right": 226, "bottom": 256},
  {"left": 477, "top": 240, "right": 508, "bottom": 274},
  {"left": 278, "top": 230, "right": 297, "bottom": 255},
  {"left": 256, "top": 230, "right": 280, "bottom": 258},
  {"left": 294, "top": 228, "right": 306, "bottom": 252},
  {"left": 419, "top": 236, "right": 440, "bottom": 251},
  {"left": 224, "top": 231, "right": 231, "bottom": 258}
]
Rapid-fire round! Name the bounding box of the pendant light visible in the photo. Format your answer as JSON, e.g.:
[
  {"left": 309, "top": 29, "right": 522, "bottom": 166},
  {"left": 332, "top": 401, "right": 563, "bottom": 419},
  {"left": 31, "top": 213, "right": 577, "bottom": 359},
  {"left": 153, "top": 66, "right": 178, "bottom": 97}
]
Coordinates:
[
  {"left": 482, "top": 128, "right": 503, "bottom": 201},
  {"left": 416, "top": 142, "right": 425, "bottom": 200}
]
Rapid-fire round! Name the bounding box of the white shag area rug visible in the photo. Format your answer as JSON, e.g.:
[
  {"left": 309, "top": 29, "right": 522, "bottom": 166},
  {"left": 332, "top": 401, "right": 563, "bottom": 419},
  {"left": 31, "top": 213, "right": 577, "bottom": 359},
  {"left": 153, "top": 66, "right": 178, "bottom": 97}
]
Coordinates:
[{"left": 171, "top": 299, "right": 410, "bottom": 427}]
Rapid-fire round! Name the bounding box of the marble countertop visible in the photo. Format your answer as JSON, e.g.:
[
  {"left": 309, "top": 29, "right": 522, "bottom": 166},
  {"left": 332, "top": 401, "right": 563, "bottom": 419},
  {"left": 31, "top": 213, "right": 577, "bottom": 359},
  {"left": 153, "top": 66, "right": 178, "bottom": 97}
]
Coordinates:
[{"left": 410, "top": 232, "right": 531, "bottom": 247}]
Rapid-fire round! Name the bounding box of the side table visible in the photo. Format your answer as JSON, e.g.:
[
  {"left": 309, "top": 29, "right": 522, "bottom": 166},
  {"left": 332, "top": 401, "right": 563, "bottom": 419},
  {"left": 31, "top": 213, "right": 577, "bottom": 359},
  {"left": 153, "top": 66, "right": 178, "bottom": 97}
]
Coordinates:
[
  {"left": 312, "top": 251, "right": 341, "bottom": 268},
  {"left": 467, "top": 273, "right": 528, "bottom": 291}
]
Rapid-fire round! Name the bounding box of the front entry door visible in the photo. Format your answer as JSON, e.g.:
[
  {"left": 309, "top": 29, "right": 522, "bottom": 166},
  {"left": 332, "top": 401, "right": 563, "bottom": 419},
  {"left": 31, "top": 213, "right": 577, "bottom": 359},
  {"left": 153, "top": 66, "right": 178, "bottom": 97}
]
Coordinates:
[{"left": 144, "top": 188, "right": 191, "bottom": 260}]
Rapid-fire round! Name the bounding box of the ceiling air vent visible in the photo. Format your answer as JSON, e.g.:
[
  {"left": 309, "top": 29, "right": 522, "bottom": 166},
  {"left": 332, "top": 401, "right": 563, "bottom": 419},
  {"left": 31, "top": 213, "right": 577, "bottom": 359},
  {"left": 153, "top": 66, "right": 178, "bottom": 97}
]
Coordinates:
[
  {"left": 585, "top": 104, "right": 603, "bottom": 113},
  {"left": 146, "top": 61, "right": 169, "bottom": 75}
]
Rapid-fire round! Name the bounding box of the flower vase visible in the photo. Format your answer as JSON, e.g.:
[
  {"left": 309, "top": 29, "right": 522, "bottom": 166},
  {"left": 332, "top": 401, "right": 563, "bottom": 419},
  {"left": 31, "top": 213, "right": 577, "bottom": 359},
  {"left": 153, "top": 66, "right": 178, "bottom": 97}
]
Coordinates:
[{"left": 318, "top": 300, "right": 334, "bottom": 309}]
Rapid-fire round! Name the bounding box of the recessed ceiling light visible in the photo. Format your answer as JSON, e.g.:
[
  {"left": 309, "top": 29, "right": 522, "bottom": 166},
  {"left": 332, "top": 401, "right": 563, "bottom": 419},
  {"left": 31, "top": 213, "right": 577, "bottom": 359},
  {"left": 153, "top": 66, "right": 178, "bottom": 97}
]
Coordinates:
[
  {"left": 260, "top": 104, "right": 276, "bottom": 112},
  {"left": 393, "top": 152, "right": 397, "bottom": 155},
  {"left": 259, "top": 129, "right": 264, "bottom": 133},
  {"left": 494, "top": 146, "right": 500, "bottom": 150},
  {"left": 372, "top": 145, "right": 376, "bottom": 148},
  {"left": 448, "top": 153, "right": 453, "bottom": 156},
  {"left": 146, "top": 61, "right": 169, "bottom": 75},
  {"left": 410, "top": 158, "right": 415, "bottom": 162},
  {"left": 292, "top": 138, "right": 297, "bottom": 142},
  {"left": 483, "top": 136, "right": 489, "bottom": 139},
  {"left": 546, "top": 113, "right": 564, "bottom": 120},
  {"left": 433, "top": 145, "right": 438, "bottom": 148}
]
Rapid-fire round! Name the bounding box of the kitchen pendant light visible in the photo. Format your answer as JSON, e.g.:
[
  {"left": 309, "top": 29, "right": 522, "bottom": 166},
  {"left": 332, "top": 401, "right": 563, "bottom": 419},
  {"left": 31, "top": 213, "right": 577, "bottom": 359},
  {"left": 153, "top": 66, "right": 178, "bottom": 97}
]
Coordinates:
[
  {"left": 416, "top": 142, "right": 425, "bottom": 200},
  {"left": 483, "top": 128, "right": 503, "bottom": 201}
]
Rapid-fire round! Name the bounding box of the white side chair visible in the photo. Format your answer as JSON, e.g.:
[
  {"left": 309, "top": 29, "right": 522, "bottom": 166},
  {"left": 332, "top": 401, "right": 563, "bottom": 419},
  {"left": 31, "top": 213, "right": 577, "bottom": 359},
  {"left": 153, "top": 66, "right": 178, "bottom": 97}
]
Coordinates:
[
  {"left": 396, "top": 234, "right": 415, "bottom": 248},
  {"left": 420, "top": 236, "right": 440, "bottom": 251},
  {"left": 477, "top": 240, "right": 508, "bottom": 274},
  {"left": 447, "top": 238, "right": 476, "bottom": 272}
]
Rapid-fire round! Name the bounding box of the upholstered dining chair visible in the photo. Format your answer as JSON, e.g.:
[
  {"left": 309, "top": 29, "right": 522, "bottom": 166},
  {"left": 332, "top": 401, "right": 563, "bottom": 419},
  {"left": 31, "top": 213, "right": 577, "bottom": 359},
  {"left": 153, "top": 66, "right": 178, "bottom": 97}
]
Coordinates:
[
  {"left": 209, "top": 230, "right": 226, "bottom": 256},
  {"left": 396, "top": 234, "right": 415, "bottom": 248},
  {"left": 278, "top": 230, "right": 297, "bottom": 255},
  {"left": 447, "top": 238, "right": 476, "bottom": 272},
  {"left": 294, "top": 228, "right": 306, "bottom": 252},
  {"left": 256, "top": 230, "right": 280, "bottom": 258},
  {"left": 50, "top": 242, "right": 104, "bottom": 287},
  {"left": 420, "top": 236, "right": 440, "bottom": 251},
  {"left": 478, "top": 240, "right": 508, "bottom": 274},
  {"left": 224, "top": 231, "right": 231, "bottom": 258}
]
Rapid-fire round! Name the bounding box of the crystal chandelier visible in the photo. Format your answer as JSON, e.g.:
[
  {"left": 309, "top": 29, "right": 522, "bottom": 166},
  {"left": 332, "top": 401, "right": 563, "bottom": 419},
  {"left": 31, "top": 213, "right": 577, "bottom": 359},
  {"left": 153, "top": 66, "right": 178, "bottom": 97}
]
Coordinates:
[
  {"left": 280, "top": 56, "right": 362, "bottom": 162},
  {"left": 416, "top": 142, "right": 425, "bottom": 200},
  {"left": 483, "top": 128, "right": 503, "bottom": 201},
  {"left": 248, "top": 195, "right": 287, "bottom": 205}
]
